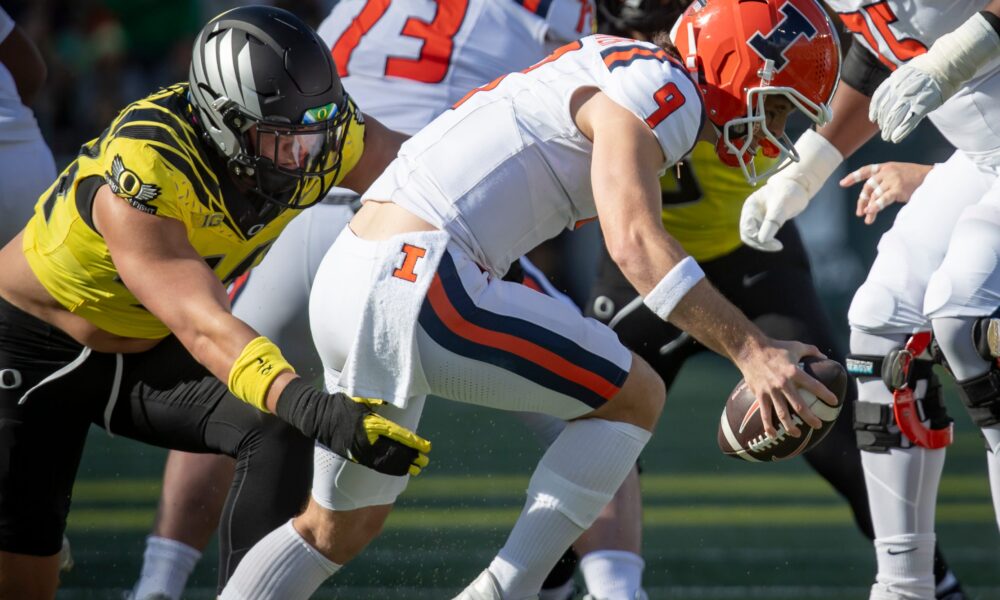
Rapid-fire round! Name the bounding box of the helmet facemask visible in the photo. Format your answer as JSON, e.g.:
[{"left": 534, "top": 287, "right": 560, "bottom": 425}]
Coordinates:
[
  {"left": 188, "top": 6, "right": 352, "bottom": 213},
  {"left": 717, "top": 59, "right": 834, "bottom": 186},
  {"left": 213, "top": 94, "right": 353, "bottom": 209},
  {"left": 673, "top": 0, "right": 842, "bottom": 187}
]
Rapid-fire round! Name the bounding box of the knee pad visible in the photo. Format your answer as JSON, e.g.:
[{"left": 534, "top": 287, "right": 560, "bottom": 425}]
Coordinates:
[
  {"left": 311, "top": 445, "right": 410, "bottom": 511},
  {"left": 849, "top": 333, "right": 953, "bottom": 451},
  {"left": 955, "top": 364, "right": 1000, "bottom": 427},
  {"left": 853, "top": 378, "right": 950, "bottom": 452},
  {"left": 848, "top": 280, "right": 907, "bottom": 335},
  {"left": 933, "top": 315, "right": 1000, "bottom": 427}
]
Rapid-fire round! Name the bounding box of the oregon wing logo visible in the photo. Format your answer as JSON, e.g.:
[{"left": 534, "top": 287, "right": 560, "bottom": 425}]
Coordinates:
[{"left": 106, "top": 155, "right": 161, "bottom": 214}]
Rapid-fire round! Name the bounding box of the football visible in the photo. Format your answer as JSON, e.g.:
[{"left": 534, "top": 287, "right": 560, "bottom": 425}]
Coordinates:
[{"left": 717, "top": 357, "right": 847, "bottom": 462}]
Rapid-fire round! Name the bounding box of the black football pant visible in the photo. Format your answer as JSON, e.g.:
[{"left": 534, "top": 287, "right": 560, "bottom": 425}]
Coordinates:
[{"left": 0, "top": 295, "right": 312, "bottom": 586}]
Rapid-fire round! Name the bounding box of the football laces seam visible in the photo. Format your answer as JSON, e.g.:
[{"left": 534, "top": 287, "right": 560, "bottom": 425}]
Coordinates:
[{"left": 748, "top": 415, "right": 804, "bottom": 452}]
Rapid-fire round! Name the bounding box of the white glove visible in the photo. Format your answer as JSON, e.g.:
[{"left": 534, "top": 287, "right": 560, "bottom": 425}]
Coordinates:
[
  {"left": 870, "top": 12, "right": 1000, "bottom": 143},
  {"left": 740, "top": 178, "right": 809, "bottom": 252},
  {"left": 739, "top": 129, "right": 843, "bottom": 252}
]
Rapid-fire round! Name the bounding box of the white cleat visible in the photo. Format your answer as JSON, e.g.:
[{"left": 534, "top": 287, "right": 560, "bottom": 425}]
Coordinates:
[
  {"left": 121, "top": 592, "right": 172, "bottom": 600},
  {"left": 452, "top": 569, "right": 539, "bottom": 600},
  {"left": 582, "top": 591, "right": 649, "bottom": 600}
]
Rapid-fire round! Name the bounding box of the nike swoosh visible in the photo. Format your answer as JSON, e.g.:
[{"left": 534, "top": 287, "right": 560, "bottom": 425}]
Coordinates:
[
  {"left": 887, "top": 547, "right": 917, "bottom": 555},
  {"left": 742, "top": 272, "right": 767, "bottom": 287}
]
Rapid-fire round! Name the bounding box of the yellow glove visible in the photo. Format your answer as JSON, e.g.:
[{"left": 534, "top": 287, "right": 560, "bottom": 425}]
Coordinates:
[{"left": 275, "top": 379, "right": 430, "bottom": 477}]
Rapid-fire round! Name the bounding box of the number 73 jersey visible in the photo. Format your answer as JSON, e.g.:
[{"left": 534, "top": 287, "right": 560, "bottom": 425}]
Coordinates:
[
  {"left": 319, "top": 0, "right": 598, "bottom": 135},
  {"left": 364, "top": 34, "right": 704, "bottom": 278}
]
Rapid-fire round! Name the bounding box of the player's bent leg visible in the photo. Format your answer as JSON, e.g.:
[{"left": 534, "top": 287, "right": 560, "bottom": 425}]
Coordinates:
[
  {"left": 105, "top": 343, "right": 315, "bottom": 589},
  {"left": 933, "top": 316, "right": 1000, "bottom": 538},
  {"left": 0, "top": 296, "right": 111, "bottom": 599},
  {"left": 576, "top": 466, "right": 644, "bottom": 600},
  {"left": 515, "top": 413, "right": 646, "bottom": 600},
  {"left": 849, "top": 330, "right": 943, "bottom": 600},
  {"left": 409, "top": 252, "right": 661, "bottom": 600},
  {"left": 460, "top": 355, "right": 660, "bottom": 600},
  {"left": 0, "top": 552, "right": 60, "bottom": 600},
  {"left": 221, "top": 396, "right": 426, "bottom": 600},
  {"left": 925, "top": 191, "right": 1000, "bottom": 537},
  {"left": 130, "top": 451, "right": 234, "bottom": 600},
  {"left": 155, "top": 451, "right": 234, "bottom": 549}
]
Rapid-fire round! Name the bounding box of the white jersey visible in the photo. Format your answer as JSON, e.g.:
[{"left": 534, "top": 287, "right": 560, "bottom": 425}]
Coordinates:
[
  {"left": 827, "top": 0, "right": 1000, "bottom": 164},
  {"left": 318, "top": 0, "right": 597, "bottom": 135},
  {"left": 364, "top": 34, "right": 703, "bottom": 277}
]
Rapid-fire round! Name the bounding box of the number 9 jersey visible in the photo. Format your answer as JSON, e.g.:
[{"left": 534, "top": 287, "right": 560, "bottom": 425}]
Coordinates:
[
  {"left": 21, "top": 84, "right": 366, "bottom": 340},
  {"left": 363, "top": 34, "right": 703, "bottom": 278}
]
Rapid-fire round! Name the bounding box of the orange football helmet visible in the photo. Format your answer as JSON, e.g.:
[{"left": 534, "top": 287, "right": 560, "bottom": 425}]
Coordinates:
[{"left": 673, "top": 0, "right": 841, "bottom": 184}]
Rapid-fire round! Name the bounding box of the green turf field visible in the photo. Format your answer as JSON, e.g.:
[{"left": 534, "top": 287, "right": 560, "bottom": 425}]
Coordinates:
[{"left": 58, "top": 355, "right": 999, "bottom": 599}]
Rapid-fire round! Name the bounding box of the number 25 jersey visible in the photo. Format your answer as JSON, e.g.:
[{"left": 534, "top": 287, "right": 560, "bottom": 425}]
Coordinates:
[{"left": 364, "top": 35, "right": 703, "bottom": 278}]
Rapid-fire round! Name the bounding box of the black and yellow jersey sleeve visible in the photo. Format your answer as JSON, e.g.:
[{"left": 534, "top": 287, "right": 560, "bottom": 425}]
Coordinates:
[
  {"left": 660, "top": 142, "right": 777, "bottom": 262},
  {"left": 22, "top": 84, "right": 366, "bottom": 340}
]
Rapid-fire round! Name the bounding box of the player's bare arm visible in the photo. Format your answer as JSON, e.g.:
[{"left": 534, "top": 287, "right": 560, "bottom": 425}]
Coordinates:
[
  {"left": 93, "top": 184, "right": 429, "bottom": 476},
  {"left": 818, "top": 82, "right": 880, "bottom": 158},
  {"left": 336, "top": 114, "right": 409, "bottom": 194},
  {"left": 579, "top": 90, "right": 833, "bottom": 439},
  {"left": 92, "top": 184, "right": 266, "bottom": 389}
]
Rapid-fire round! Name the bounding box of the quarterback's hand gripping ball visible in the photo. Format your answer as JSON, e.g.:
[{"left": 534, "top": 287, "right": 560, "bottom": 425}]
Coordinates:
[{"left": 718, "top": 357, "right": 846, "bottom": 462}]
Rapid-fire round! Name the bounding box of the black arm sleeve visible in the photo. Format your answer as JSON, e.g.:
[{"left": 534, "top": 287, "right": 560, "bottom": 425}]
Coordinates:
[
  {"left": 842, "top": 41, "right": 892, "bottom": 97},
  {"left": 981, "top": 11, "right": 1000, "bottom": 38}
]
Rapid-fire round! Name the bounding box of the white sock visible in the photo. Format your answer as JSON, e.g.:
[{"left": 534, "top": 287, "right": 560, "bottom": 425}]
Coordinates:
[
  {"left": 580, "top": 550, "right": 644, "bottom": 600},
  {"left": 131, "top": 536, "right": 202, "bottom": 600},
  {"left": 219, "top": 520, "right": 340, "bottom": 600},
  {"left": 538, "top": 578, "right": 575, "bottom": 600},
  {"left": 870, "top": 534, "right": 936, "bottom": 600},
  {"left": 489, "top": 419, "right": 650, "bottom": 599},
  {"left": 983, "top": 426, "right": 1000, "bottom": 533}
]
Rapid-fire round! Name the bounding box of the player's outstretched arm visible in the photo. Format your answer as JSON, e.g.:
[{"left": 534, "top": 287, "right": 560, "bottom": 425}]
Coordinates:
[
  {"left": 93, "top": 185, "right": 430, "bottom": 476},
  {"left": 869, "top": 5, "right": 1000, "bottom": 143},
  {"left": 738, "top": 83, "right": 880, "bottom": 253},
  {"left": 582, "top": 91, "right": 835, "bottom": 439}
]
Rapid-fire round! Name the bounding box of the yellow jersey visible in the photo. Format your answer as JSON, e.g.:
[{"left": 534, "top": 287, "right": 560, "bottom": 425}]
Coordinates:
[
  {"left": 660, "top": 142, "right": 776, "bottom": 262},
  {"left": 23, "top": 84, "right": 365, "bottom": 339}
]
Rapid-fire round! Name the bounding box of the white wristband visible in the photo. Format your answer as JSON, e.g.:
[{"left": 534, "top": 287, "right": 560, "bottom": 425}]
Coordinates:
[
  {"left": 773, "top": 128, "right": 844, "bottom": 199},
  {"left": 643, "top": 256, "right": 705, "bottom": 321}
]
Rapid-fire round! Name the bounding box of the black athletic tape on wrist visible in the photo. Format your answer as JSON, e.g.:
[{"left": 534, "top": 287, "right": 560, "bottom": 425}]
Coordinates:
[{"left": 981, "top": 11, "right": 1000, "bottom": 38}]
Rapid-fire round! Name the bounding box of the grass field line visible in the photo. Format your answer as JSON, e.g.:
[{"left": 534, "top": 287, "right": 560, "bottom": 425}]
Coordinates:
[
  {"left": 70, "top": 472, "right": 992, "bottom": 502},
  {"left": 52, "top": 585, "right": 1000, "bottom": 600},
  {"left": 66, "top": 501, "right": 996, "bottom": 532}
]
